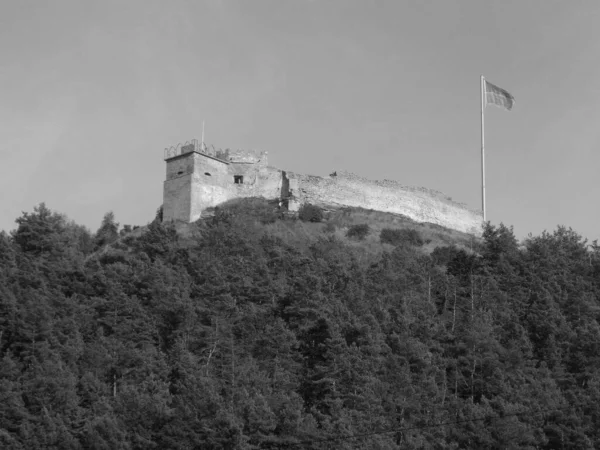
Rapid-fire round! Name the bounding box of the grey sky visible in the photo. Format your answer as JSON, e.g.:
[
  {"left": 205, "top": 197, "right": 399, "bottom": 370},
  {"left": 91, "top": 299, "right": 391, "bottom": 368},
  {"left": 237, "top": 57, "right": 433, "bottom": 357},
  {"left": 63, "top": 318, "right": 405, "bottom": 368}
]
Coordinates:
[{"left": 2, "top": 0, "right": 599, "bottom": 241}]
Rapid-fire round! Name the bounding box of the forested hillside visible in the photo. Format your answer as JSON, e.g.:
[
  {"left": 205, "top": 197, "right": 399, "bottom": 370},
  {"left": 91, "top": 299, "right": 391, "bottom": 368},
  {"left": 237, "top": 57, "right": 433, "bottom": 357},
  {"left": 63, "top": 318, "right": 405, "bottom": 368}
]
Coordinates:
[{"left": 1, "top": 200, "right": 600, "bottom": 449}]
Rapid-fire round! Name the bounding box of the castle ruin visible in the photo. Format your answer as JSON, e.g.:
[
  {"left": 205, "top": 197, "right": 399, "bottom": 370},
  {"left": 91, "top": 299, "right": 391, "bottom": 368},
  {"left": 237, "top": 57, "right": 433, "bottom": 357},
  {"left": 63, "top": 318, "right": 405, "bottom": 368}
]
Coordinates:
[{"left": 163, "top": 139, "right": 483, "bottom": 235}]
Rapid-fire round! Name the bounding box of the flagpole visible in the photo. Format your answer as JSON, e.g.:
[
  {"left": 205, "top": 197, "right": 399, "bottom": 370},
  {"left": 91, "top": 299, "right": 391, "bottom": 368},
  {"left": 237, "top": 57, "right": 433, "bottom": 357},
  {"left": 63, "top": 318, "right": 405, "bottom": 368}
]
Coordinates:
[
  {"left": 201, "top": 121, "right": 205, "bottom": 151},
  {"left": 480, "top": 75, "right": 486, "bottom": 223}
]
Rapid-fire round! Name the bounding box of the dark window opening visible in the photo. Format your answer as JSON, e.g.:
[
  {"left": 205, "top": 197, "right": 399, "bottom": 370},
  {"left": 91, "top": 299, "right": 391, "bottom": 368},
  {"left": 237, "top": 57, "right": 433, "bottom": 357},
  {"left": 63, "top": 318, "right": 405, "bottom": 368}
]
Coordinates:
[
  {"left": 234, "top": 175, "right": 244, "bottom": 184},
  {"left": 204, "top": 172, "right": 211, "bottom": 176},
  {"left": 177, "top": 171, "right": 184, "bottom": 175}
]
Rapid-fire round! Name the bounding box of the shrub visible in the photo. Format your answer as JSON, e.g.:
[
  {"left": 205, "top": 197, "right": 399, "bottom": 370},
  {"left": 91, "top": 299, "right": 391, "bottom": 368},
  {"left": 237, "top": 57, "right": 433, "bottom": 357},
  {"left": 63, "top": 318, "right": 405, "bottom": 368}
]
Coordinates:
[
  {"left": 155, "top": 205, "right": 163, "bottom": 223},
  {"left": 431, "top": 245, "right": 459, "bottom": 266},
  {"left": 323, "top": 222, "right": 336, "bottom": 233},
  {"left": 346, "top": 224, "right": 370, "bottom": 240},
  {"left": 120, "top": 225, "right": 132, "bottom": 236},
  {"left": 380, "top": 228, "right": 424, "bottom": 247},
  {"left": 299, "top": 204, "right": 323, "bottom": 223},
  {"left": 94, "top": 211, "right": 120, "bottom": 250}
]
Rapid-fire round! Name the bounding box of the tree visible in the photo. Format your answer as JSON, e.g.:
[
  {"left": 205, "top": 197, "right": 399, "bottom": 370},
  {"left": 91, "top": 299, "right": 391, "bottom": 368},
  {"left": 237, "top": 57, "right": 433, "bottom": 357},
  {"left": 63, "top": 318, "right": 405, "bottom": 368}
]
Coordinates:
[
  {"left": 94, "top": 212, "right": 120, "bottom": 250},
  {"left": 12, "top": 203, "right": 69, "bottom": 255},
  {"left": 298, "top": 204, "right": 323, "bottom": 222},
  {"left": 347, "top": 224, "right": 370, "bottom": 241},
  {"left": 4, "top": 198, "right": 600, "bottom": 447},
  {"left": 154, "top": 205, "right": 163, "bottom": 223}
]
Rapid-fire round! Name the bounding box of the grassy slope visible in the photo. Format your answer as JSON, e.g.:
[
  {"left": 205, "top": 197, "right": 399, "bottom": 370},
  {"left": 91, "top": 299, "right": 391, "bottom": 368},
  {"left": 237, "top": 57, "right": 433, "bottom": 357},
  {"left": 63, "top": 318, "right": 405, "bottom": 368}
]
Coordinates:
[{"left": 162, "top": 200, "right": 482, "bottom": 264}]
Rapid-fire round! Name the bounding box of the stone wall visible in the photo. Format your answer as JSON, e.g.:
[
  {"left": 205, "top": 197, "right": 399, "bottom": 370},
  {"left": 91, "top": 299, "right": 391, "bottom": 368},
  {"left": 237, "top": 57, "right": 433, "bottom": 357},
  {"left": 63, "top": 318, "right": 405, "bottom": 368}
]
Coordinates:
[
  {"left": 163, "top": 148, "right": 482, "bottom": 235},
  {"left": 188, "top": 154, "right": 229, "bottom": 221},
  {"left": 165, "top": 153, "right": 195, "bottom": 180},
  {"left": 288, "top": 170, "right": 482, "bottom": 234},
  {"left": 164, "top": 149, "right": 284, "bottom": 222},
  {"left": 227, "top": 164, "right": 283, "bottom": 205},
  {"left": 228, "top": 149, "right": 268, "bottom": 165},
  {"left": 164, "top": 152, "right": 230, "bottom": 222},
  {"left": 163, "top": 172, "right": 192, "bottom": 222}
]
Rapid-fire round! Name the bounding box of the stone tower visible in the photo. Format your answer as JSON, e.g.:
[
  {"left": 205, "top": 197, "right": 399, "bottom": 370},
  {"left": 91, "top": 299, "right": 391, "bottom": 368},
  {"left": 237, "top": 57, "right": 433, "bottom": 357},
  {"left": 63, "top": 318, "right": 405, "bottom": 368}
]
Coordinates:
[{"left": 163, "top": 139, "right": 286, "bottom": 222}]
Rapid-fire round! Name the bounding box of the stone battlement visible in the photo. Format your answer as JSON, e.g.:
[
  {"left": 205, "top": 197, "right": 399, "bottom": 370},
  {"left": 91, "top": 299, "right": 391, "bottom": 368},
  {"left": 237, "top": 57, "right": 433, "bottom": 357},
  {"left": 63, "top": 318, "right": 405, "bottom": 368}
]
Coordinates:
[
  {"left": 164, "top": 139, "right": 267, "bottom": 166},
  {"left": 162, "top": 142, "right": 483, "bottom": 235}
]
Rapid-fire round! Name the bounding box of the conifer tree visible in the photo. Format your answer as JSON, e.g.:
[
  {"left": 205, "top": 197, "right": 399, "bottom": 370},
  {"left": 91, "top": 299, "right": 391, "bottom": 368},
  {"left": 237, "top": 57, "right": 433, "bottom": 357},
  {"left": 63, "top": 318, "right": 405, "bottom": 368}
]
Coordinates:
[{"left": 94, "top": 211, "right": 120, "bottom": 250}]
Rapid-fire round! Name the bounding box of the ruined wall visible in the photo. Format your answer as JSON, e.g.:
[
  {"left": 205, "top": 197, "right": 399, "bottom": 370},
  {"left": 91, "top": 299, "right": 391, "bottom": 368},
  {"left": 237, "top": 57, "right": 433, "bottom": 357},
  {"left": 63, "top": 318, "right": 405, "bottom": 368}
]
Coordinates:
[
  {"left": 164, "top": 149, "right": 283, "bottom": 222},
  {"left": 228, "top": 149, "right": 268, "bottom": 165},
  {"left": 163, "top": 146, "right": 482, "bottom": 235},
  {"left": 288, "top": 171, "right": 482, "bottom": 235},
  {"left": 227, "top": 164, "right": 283, "bottom": 203}
]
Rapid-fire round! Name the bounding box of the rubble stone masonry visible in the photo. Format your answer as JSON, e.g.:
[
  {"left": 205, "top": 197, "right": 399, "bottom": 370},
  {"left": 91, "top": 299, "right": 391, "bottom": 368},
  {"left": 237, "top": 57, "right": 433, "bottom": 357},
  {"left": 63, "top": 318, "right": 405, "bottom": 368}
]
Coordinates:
[{"left": 163, "top": 146, "right": 482, "bottom": 235}]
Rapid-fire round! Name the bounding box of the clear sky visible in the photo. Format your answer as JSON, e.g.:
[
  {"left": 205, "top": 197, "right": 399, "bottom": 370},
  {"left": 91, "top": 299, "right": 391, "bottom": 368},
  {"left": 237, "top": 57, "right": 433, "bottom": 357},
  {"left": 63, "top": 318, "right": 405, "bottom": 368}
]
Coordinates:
[{"left": 2, "top": 0, "right": 600, "bottom": 241}]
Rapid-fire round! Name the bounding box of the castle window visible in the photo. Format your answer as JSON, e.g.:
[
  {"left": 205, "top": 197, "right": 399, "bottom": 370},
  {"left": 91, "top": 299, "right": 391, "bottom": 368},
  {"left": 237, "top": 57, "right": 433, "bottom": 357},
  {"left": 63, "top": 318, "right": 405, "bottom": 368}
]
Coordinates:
[
  {"left": 204, "top": 172, "right": 211, "bottom": 176},
  {"left": 234, "top": 175, "right": 244, "bottom": 184},
  {"left": 177, "top": 171, "right": 184, "bottom": 175}
]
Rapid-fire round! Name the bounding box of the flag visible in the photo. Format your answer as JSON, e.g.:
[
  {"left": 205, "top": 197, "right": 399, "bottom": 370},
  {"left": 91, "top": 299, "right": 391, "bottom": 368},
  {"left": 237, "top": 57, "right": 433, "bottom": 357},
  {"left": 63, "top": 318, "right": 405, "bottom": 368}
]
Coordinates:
[{"left": 485, "top": 80, "right": 515, "bottom": 111}]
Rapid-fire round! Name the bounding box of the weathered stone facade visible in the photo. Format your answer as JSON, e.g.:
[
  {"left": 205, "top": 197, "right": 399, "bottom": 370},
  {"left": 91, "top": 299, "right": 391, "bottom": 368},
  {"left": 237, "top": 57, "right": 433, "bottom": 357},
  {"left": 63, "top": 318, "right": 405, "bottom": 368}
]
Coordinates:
[{"left": 163, "top": 141, "right": 483, "bottom": 235}]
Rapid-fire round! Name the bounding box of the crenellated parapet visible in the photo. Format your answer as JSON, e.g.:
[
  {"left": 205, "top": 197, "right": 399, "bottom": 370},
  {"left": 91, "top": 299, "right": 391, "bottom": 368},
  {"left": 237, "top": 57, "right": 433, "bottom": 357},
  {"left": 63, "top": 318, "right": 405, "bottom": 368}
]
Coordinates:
[
  {"left": 163, "top": 139, "right": 201, "bottom": 160},
  {"left": 164, "top": 139, "right": 267, "bottom": 165}
]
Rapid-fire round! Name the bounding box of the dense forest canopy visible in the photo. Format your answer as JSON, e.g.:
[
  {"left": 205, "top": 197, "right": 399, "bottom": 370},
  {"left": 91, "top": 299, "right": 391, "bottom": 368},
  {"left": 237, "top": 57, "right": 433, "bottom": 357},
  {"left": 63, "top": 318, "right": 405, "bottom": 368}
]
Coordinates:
[{"left": 1, "top": 200, "right": 599, "bottom": 449}]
